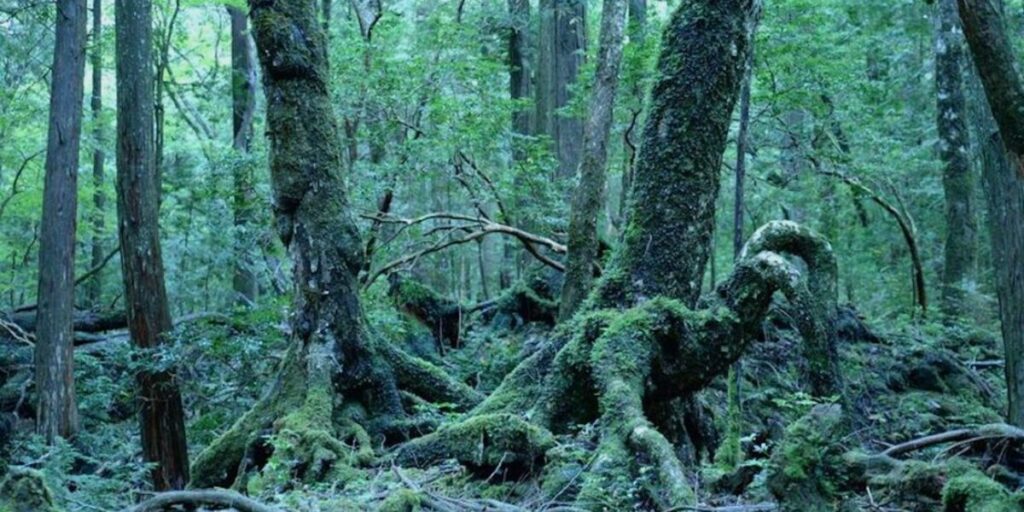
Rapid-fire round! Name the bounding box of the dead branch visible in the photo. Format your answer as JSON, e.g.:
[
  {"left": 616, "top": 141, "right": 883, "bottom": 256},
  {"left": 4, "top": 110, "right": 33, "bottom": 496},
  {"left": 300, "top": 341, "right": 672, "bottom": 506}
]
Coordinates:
[
  {"left": 880, "top": 424, "right": 1024, "bottom": 458},
  {"left": 360, "top": 212, "right": 567, "bottom": 287},
  {"left": 123, "top": 489, "right": 282, "bottom": 512},
  {"left": 820, "top": 170, "right": 927, "bottom": 315}
]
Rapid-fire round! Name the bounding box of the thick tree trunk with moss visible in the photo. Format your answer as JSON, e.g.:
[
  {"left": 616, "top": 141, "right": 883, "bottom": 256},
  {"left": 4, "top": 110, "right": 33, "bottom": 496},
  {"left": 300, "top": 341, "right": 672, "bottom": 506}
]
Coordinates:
[
  {"left": 558, "top": 0, "right": 628, "bottom": 320},
  {"left": 190, "top": 0, "right": 480, "bottom": 489},
  {"left": 957, "top": 0, "right": 1024, "bottom": 178},
  {"left": 936, "top": 0, "right": 977, "bottom": 317},
  {"left": 396, "top": 2, "right": 845, "bottom": 509}
]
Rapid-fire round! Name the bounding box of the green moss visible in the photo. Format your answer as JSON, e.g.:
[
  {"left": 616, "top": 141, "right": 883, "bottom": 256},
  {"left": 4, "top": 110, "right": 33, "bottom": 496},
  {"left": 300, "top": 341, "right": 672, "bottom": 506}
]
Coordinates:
[
  {"left": 766, "top": 404, "right": 851, "bottom": 512},
  {"left": 0, "top": 468, "right": 60, "bottom": 512},
  {"left": 396, "top": 413, "right": 555, "bottom": 473},
  {"left": 943, "top": 470, "right": 1020, "bottom": 512},
  {"left": 378, "top": 489, "right": 424, "bottom": 512}
]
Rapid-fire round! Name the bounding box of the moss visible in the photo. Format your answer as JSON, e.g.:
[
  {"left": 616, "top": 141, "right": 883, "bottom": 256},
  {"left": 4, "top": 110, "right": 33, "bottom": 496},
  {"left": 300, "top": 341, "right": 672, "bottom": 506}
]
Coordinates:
[
  {"left": 0, "top": 468, "right": 60, "bottom": 512},
  {"left": 766, "top": 404, "right": 851, "bottom": 512},
  {"left": 396, "top": 413, "right": 555, "bottom": 474},
  {"left": 379, "top": 489, "right": 424, "bottom": 512},
  {"left": 943, "top": 469, "right": 1020, "bottom": 512}
]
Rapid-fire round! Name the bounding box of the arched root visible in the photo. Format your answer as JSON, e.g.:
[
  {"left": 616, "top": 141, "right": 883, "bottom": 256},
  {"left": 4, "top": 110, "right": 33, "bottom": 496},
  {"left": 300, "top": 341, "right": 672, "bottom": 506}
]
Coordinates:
[{"left": 394, "top": 413, "right": 556, "bottom": 476}]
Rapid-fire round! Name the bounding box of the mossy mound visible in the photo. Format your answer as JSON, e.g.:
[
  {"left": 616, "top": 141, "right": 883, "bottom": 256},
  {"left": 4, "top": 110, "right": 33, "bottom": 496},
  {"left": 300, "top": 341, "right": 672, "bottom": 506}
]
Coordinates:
[{"left": 0, "top": 467, "right": 60, "bottom": 512}]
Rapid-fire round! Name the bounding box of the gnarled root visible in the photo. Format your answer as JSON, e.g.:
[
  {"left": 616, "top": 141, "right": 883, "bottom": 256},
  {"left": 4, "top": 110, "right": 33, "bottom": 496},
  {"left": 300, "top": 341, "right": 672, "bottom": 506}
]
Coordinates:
[{"left": 395, "top": 221, "right": 843, "bottom": 509}]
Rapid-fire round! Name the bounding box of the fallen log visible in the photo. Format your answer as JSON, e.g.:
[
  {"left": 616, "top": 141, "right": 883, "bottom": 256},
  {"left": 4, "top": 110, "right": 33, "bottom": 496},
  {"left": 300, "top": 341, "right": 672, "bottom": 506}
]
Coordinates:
[{"left": 123, "top": 489, "right": 282, "bottom": 512}]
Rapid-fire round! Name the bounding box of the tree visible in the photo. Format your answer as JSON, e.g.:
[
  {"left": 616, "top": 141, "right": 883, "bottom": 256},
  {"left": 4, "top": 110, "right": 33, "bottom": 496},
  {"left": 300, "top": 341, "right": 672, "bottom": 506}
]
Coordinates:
[
  {"left": 35, "top": 0, "right": 88, "bottom": 443},
  {"left": 956, "top": 0, "right": 1024, "bottom": 177},
  {"left": 535, "top": 0, "right": 585, "bottom": 181},
  {"left": 114, "top": 0, "right": 189, "bottom": 490},
  {"left": 558, "top": 0, "right": 628, "bottom": 319},
  {"left": 190, "top": 0, "right": 479, "bottom": 488},
  {"left": 229, "top": 5, "right": 259, "bottom": 306},
  {"left": 397, "top": 1, "right": 842, "bottom": 508},
  {"left": 87, "top": 0, "right": 105, "bottom": 306},
  {"left": 935, "top": 0, "right": 977, "bottom": 317}
]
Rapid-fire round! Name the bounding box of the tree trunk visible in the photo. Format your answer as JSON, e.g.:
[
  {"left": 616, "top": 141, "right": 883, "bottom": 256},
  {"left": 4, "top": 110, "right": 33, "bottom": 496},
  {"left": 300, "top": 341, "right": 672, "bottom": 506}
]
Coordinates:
[
  {"left": 87, "top": 0, "right": 105, "bottom": 307},
  {"left": 508, "top": 0, "right": 532, "bottom": 152},
  {"left": 535, "top": 0, "right": 585, "bottom": 182},
  {"left": 957, "top": 0, "right": 1024, "bottom": 178},
  {"left": 594, "top": 0, "right": 760, "bottom": 309},
  {"left": 558, "top": 0, "right": 628, "bottom": 320},
  {"left": 114, "top": 0, "right": 189, "bottom": 490},
  {"left": 189, "top": 0, "right": 480, "bottom": 489},
  {"left": 980, "top": 132, "right": 1024, "bottom": 427},
  {"left": 229, "top": 6, "right": 259, "bottom": 306},
  {"left": 35, "top": 0, "right": 88, "bottom": 443},
  {"left": 936, "top": 0, "right": 977, "bottom": 317}
]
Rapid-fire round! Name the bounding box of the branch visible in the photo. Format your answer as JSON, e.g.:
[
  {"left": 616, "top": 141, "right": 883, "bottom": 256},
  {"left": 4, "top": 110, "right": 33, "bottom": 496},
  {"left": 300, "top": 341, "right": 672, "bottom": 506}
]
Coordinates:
[
  {"left": 124, "top": 489, "right": 282, "bottom": 512},
  {"left": 820, "top": 170, "right": 927, "bottom": 315},
  {"left": 880, "top": 423, "right": 1024, "bottom": 458}
]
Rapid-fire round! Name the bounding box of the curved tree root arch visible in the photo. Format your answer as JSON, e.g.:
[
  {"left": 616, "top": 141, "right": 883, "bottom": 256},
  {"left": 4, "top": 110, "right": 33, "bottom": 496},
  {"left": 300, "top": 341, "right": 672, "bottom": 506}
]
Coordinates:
[{"left": 397, "top": 221, "right": 844, "bottom": 509}]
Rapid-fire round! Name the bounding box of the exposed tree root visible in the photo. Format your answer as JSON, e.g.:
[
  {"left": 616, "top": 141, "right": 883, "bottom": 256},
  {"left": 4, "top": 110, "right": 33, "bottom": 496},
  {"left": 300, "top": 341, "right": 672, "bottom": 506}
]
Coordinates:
[
  {"left": 397, "top": 221, "right": 844, "bottom": 509},
  {"left": 125, "top": 489, "right": 283, "bottom": 512}
]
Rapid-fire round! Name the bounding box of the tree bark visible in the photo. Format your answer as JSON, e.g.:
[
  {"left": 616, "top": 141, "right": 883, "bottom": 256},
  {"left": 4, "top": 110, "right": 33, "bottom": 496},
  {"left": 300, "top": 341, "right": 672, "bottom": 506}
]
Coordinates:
[
  {"left": 87, "top": 0, "right": 105, "bottom": 306},
  {"left": 956, "top": 0, "right": 1024, "bottom": 178},
  {"left": 35, "top": 0, "right": 88, "bottom": 443},
  {"left": 114, "top": 0, "right": 189, "bottom": 490},
  {"left": 980, "top": 132, "right": 1024, "bottom": 427},
  {"left": 558, "top": 0, "right": 628, "bottom": 320},
  {"left": 229, "top": 6, "right": 259, "bottom": 306},
  {"left": 508, "top": 0, "right": 532, "bottom": 151},
  {"left": 535, "top": 0, "right": 586, "bottom": 182},
  {"left": 936, "top": 0, "right": 977, "bottom": 317}
]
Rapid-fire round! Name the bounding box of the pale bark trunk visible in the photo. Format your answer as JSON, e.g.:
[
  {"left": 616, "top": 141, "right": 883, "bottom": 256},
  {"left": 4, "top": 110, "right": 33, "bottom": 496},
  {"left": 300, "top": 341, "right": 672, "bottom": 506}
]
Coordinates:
[
  {"left": 87, "top": 0, "right": 106, "bottom": 306},
  {"left": 229, "top": 6, "right": 259, "bottom": 306},
  {"left": 936, "top": 0, "right": 978, "bottom": 317},
  {"left": 558, "top": 0, "right": 628, "bottom": 319},
  {"left": 535, "top": 0, "right": 586, "bottom": 182}
]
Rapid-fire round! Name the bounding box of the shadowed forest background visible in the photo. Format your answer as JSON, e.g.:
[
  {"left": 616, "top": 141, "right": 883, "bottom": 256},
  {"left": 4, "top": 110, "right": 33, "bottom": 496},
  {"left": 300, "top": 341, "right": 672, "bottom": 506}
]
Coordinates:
[{"left": 2, "top": 0, "right": 1024, "bottom": 510}]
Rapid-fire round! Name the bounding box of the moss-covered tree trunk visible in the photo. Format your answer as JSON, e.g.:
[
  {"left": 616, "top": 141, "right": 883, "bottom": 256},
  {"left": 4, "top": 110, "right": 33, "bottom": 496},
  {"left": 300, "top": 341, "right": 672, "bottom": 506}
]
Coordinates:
[
  {"left": 398, "top": 2, "right": 846, "bottom": 508},
  {"left": 935, "top": 0, "right": 977, "bottom": 317},
  {"left": 190, "top": 0, "right": 480, "bottom": 488}
]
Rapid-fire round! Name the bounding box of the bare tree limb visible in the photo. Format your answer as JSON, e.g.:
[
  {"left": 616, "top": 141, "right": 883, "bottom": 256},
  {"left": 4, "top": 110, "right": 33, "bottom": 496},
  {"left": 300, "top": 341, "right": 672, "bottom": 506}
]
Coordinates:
[{"left": 123, "top": 489, "right": 283, "bottom": 512}]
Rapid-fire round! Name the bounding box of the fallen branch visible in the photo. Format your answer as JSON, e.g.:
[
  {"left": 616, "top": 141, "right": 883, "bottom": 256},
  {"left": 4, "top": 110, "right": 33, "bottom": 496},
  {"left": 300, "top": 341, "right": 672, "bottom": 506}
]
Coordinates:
[
  {"left": 123, "top": 489, "right": 282, "bottom": 512},
  {"left": 880, "top": 424, "right": 1024, "bottom": 458}
]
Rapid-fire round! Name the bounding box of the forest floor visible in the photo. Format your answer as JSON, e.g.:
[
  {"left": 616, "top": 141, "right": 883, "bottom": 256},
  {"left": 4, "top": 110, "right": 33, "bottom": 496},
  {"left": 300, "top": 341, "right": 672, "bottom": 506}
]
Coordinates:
[{"left": 1, "top": 283, "right": 1021, "bottom": 511}]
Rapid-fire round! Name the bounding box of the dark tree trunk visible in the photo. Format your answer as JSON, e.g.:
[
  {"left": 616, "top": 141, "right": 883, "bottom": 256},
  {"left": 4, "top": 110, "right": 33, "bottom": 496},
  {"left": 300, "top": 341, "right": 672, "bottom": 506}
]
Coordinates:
[
  {"left": 114, "top": 0, "right": 189, "bottom": 490},
  {"left": 535, "top": 0, "right": 585, "bottom": 181},
  {"left": 980, "top": 132, "right": 1024, "bottom": 427},
  {"left": 936, "top": 0, "right": 977, "bottom": 317},
  {"left": 957, "top": 0, "right": 1024, "bottom": 177},
  {"left": 87, "top": 0, "right": 105, "bottom": 306},
  {"left": 229, "top": 6, "right": 259, "bottom": 306},
  {"left": 558, "top": 0, "right": 628, "bottom": 319},
  {"left": 35, "top": 0, "right": 88, "bottom": 443},
  {"left": 508, "top": 0, "right": 532, "bottom": 151}
]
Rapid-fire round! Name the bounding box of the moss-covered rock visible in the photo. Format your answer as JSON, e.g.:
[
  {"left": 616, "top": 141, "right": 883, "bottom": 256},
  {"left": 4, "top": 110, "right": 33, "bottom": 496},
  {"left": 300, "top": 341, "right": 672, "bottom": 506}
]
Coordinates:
[
  {"left": 0, "top": 467, "right": 60, "bottom": 512},
  {"left": 767, "top": 404, "right": 852, "bottom": 512},
  {"left": 943, "top": 469, "right": 1022, "bottom": 512}
]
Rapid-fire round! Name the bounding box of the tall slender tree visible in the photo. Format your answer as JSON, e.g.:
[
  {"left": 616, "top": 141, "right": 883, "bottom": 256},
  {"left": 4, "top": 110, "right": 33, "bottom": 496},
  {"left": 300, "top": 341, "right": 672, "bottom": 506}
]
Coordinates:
[
  {"left": 115, "top": 0, "right": 189, "bottom": 490},
  {"left": 35, "top": 0, "right": 88, "bottom": 443},
  {"left": 87, "top": 0, "right": 105, "bottom": 306},
  {"left": 535, "top": 0, "right": 585, "bottom": 181},
  {"left": 229, "top": 5, "right": 259, "bottom": 305},
  {"left": 558, "top": 0, "right": 628, "bottom": 319},
  {"left": 936, "top": 0, "right": 977, "bottom": 317}
]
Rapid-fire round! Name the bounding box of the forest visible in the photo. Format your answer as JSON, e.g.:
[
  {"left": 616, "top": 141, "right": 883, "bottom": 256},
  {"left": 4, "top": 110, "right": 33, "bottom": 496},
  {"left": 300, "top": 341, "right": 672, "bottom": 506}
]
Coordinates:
[{"left": 1, "top": 0, "right": 1024, "bottom": 510}]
